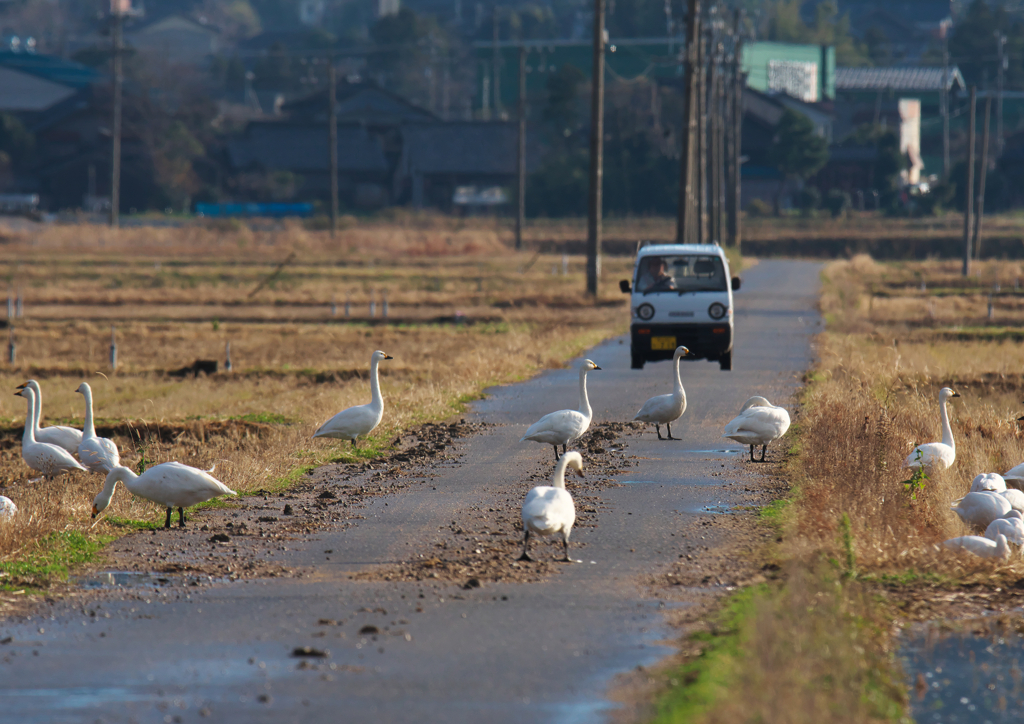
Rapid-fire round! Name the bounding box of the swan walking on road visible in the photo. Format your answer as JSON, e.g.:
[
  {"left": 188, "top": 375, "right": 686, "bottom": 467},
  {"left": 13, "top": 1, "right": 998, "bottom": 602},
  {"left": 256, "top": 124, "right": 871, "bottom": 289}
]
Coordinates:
[
  {"left": 518, "top": 451, "right": 583, "bottom": 563},
  {"left": 521, "top": 360, "right": 600, "bottom": 462},
  {"left": 943, "top": 533, "right": 1010, "bottom": 559},
  {"left": 92, "top": 463, "right": 237, "bottom": 529},
  {"left": 15, "top": 387, "right": 87, "bottom": 479},
  {"left": 903, "top": 387, "right": 960, "bottom": 472},
  {"left": 633, "top": 346, "right": 689, "bottom": 441},
  {"left": 16, "top": 380, "right": 82, "bottom": 455},
  {"left": 0, "top": 496, "right": 16, "bottom": 521},
  {"left": 76, "top": 383, "right": 120, "bottom": 475},
  {"left": 722, "top": 396, "right": 791, "bottom": 462},
  {"left": 313, "top": 350, "right": 393, "bottom": 448}
]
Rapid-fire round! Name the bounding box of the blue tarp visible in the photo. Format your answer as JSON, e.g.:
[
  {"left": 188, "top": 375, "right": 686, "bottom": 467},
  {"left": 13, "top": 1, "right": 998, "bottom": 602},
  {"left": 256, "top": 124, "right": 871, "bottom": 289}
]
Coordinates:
[{"left": 195, "top": 203, "right": 314, "bottom": 218}]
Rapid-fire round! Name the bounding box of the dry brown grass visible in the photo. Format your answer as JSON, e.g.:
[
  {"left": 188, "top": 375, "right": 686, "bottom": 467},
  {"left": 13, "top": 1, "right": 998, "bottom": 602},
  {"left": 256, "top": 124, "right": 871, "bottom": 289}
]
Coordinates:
[{"left": 0, "top": 222, "right": 632, "bottom": 569}]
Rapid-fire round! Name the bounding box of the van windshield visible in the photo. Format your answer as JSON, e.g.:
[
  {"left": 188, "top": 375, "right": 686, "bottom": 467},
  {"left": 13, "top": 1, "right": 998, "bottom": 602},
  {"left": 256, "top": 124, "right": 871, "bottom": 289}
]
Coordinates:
[{"left": 635, "top": 255, "right": 727, "bottom": 294}]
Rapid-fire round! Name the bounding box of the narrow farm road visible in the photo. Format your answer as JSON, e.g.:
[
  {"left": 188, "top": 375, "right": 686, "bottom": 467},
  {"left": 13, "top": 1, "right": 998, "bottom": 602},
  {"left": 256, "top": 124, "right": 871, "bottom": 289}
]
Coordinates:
[{"left": 0, "top": 260, "right": 822, "bottom": 724}]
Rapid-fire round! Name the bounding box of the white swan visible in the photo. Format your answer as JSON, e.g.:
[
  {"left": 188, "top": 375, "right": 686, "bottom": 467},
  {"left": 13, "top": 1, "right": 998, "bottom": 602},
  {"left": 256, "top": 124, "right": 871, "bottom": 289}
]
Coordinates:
[
  {"left": 971, "top": 472, "right": 1007, "bottom": 493},
  {"left": 1001, "top": 488, "right": 1024, "bottom": 514},
  {"left": 943, "top": 533, "right": 1010, "bottom": 559},
  {"left": 313, "top": 350, "right": 393, "bottom": 447},
  {"left": 15, "top": 387, "right": 87, "bottom": 479},
  {"left": 722, "top": 396, "right": 792, "bottom": 462},
  {"left": 518, "top": 451, "right": 583, "bottom": 562},
  {"left": 92, "top": 463, "right": 237, "bottom": 529},
  {"left": 15, "top": 380, "right": 82, "bottom": 455},
  {"left": 986, "top": 511, "right": 1024, "bottom": 546},
  {"left": 633, "top": 346, "right": 689, "bottom": 440},
  {"left": 0, "top": 496, "right": 15, "bottom": 521},
  {"left": 76, "top": 383, "right": 120, "bottom": 474},
  {"left": 1002, "top": 460, "right": 1024, "bottom": 489},
  {"left": 903, "top": 387, "right": 960, "bottom": 472},
  {"left": 951, "top": 491, "right": 1012, "bottom": 531},
  {"left": 521, "top": 359, "right": 600, "bottom": 462}
]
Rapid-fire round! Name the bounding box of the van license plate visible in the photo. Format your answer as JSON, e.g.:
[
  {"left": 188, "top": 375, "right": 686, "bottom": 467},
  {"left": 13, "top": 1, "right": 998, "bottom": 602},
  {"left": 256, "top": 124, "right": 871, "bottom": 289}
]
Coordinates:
[{"left": 651, "top": 336, "right": 676, "bottom": 351}]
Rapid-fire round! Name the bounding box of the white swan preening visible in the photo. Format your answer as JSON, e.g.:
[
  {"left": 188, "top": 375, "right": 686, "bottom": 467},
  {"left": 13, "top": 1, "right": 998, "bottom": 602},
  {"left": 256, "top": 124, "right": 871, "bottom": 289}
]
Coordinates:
[
  {"left": 951, "top": 491, "right": 1012, "bottom": 531},
  {"left": 16, "top": 380, "right": 82, "bottom": 455},
  {"left": 521, "top": 359, "right": 600, "bottom": 462},
  {"left": 15, "top": 387, "right": 87, "bottom": 479},
  {"left": 633, "top": 346, "right": 689, "bottom": 440},
  {"left": 970, "top": 472, "right": 1007, "bottom": 493},
  {"left": 903, "top": 387, "right": 960, "bottom": 472},
  {"left": 722, "top": 396, "right": 792, "bottom": 462},
  {"left": 92, "top": 463, "right": 237, "bottom": 528},
  {"left": 0, "top": 496, "right": 16, "bottom": 521},
  {"left": 518, "top": 451, "right": 583, "bottom": 562},
  {"left": 943, "top": 533, "right": 1010, "bottom": 560},
  {"left": 76, "top": 382, "right": 120, "bottom": 475},
  {"left": 313, "top": 350, "right": 393, "bottom": 447},
  {"left": 986, "top": 511, "right": 1024, "bottom": 546}
]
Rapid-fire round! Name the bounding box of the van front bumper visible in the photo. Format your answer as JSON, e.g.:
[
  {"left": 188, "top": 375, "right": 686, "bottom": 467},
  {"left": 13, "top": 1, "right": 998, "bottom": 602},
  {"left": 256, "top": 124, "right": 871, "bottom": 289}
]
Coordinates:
[{"left": 630, "top": 323, "right": 733, "bottom": 362}]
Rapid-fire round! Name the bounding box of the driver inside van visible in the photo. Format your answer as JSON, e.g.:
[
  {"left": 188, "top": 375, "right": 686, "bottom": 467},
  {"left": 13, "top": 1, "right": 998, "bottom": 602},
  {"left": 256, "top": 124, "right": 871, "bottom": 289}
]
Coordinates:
[{"left": 638, "top": 257, "right": 675, "bottom": 292}]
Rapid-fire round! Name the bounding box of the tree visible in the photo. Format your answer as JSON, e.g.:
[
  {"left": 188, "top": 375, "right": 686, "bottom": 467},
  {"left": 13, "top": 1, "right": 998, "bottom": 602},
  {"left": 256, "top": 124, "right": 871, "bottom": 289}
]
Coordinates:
[
  {"left": 761, "top": 0, "right": 868, "bottom": 66},
  {"left": 864, "top": 25, "right": 891, "bottom": 66},
  {"left": 769, "top": 108, "right": 829, "bottom": 215},
  {"left": 949, "top": 0, "right": 1024, "bottom": 90},
  {"left": 873, "top": 131, "right": 903, "bottom": 212},
  {"left": 543, "top": 64, "right": 586, "bottom": 145}
]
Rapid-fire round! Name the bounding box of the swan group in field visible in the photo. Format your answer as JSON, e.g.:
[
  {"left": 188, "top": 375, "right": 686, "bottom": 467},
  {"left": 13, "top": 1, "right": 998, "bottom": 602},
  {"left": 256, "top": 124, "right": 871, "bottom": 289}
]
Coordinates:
[
  {"left": 76, "top": 382, "right": 121, "bottom": 475},
  {"left": 722, "top": 396, "right": 792, "bottom": 462},
  {"left": 92, "top": 463, "right": 237, "bottom": 529},
  {"left": 521, "top": 359, "right": 600, "bottom": 462},
  {"left": 15, "top": 386, "right": 87, "bottom": 479},
  {"left": 313, "top": 350, "right": 393, "bottom": 448},
  {"left": 519, "top": 451, "right": 583, "bottom": 562},
  {"left": 904, "top": 387, "right": 960, "bottom": 472},
  {"left": 633, "top": 346, "right": 688, "bottom": 440}
]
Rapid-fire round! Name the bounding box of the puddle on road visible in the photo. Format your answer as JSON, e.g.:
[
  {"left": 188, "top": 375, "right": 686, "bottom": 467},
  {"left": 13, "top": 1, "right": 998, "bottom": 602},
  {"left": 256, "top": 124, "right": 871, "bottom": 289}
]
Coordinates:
[
  {"left": 681, "top": 449, "right": 743, "bottom": 455},
  {"left": 902, "top": 616, "right": 1024, "bottom": 722},
  {"left": 73, "top": 570, "right": 222, "bottom": 589}
]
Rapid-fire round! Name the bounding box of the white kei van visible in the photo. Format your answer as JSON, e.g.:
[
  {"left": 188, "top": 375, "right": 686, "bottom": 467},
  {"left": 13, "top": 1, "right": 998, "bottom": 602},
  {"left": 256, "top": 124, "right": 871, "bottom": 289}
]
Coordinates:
[{"left": 619, "top": 243, "right": 740, "bottom": 371}]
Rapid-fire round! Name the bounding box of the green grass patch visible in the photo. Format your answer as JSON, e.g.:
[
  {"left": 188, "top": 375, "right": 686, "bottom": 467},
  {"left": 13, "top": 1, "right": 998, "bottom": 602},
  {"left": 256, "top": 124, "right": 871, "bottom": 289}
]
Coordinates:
[
  {"left": 0, "top": 531, "right": 117, "bottom": 591},
  {"left": 104, "top": 515, "right": 164, "bottom": 531},
  {"left": 758, "top": 498, "right": 791, "bottom": 528}
]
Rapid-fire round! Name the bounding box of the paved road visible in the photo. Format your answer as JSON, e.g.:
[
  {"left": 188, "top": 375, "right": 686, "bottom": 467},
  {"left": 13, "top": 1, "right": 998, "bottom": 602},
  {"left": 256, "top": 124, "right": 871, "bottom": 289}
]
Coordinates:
[{"left": 0, "top": 260, "right": 822, "bottom": 724}]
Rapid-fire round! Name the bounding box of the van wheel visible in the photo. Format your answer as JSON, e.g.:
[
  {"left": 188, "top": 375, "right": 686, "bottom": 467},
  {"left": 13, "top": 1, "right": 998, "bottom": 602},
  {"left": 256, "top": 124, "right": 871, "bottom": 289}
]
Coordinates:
[
  {"left": 631, "top": 352, "right": 645, "bottom": 370},
  {"left": 719, "top": 351, "right": 732, "bottom": 371}
]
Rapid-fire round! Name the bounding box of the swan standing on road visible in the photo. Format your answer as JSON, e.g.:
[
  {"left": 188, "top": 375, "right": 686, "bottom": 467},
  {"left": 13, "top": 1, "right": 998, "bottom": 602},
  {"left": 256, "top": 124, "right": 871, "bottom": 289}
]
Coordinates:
[
  {"left": 15, "top": 380, "right": 82, "bottom": 455},
  {"left": 15, "top": 387, "right": 87, "bottom": 479},
  {"left": 951, "top": 491, "right": 1012, "bottom": 531},
  {"left": 76, "top": 383, "right": 120, "bottom": 474},
  {"left": 92, "top": 462, "right": 237, "bottom": 529},
  {"left": 903, "top": 387, "right": 960, "bottom": 472},
  {"left": 633, "top": 346, "right": 689, "bottom": 440},
  {"left": 518, "top": 451, "right": 583, "bottom": 563},
  {"left": 313, "top": 350, "right": 393, "bottom": 448},
  {"left": 943, "top": 533, "right": 1010, "bottom": 559},
  {"left": 722, "top": 396, "right": 792, "bottom": 462},
  {"left": 0, "top": 496, "right": 16, "bottom": 521},
  {"left": 521, "top": 360, "right": 601, "bottom": 462}
]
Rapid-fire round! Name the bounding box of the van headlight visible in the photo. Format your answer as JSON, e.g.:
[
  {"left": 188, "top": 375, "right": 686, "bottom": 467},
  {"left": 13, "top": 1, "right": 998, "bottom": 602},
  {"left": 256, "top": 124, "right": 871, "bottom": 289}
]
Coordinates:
[
  {"left": 636, "top": 303, "right": 655, "bottom": 320},
  {"left": 708, "top": 302, "right": 727, "bottom": 320}
]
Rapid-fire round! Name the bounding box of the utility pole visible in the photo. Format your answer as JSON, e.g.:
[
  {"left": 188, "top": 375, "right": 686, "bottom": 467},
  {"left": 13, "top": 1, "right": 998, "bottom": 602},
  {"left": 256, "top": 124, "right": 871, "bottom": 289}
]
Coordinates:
[
  {"left": 963, "top": 86, "right": 976, "bottom": 277},
  {"left": 697, "top": 27, "right": 708, "bottom": 244},
  {"left": 727, "top": 9, "right": 743, "bottom": 250},
  {"left": 710, "top": 46, "right": 721, "bottom": 244},
  {"left": 996, "top": 32, "right": 1006, "bottom": 157},
  {"left": 942, "top": 33, "right": 950, "bottom": 178},
  {"left": 585, "top": 0, "right": 605, "bottom": 296},
  {"left": 110, "top": 4, "right": 123, "bottom": 228},
  {"left": 974, "top": 95, "right": 992, "bottom": 260},
  {"left": 676, "top": 0, "right": 700, "bottom": 244},
  {"left": 516, "top": 44, "right": 526, "bottom": 251},
  {"left": 492, "top": 11, "right": 503, "bottom": 119},
  {"left": 328, "top": 58, "right": 339, "bottom": 237}
]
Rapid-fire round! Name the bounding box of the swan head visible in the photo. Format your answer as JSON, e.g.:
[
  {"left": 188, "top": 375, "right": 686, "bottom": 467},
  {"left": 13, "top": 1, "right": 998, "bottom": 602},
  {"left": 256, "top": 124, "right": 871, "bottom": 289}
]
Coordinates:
[
  {"left": 673, "top": 346, "right": 690, "bottom": 359},
  {"left": 14, "top": 387, "right": 32, "bottom": 401},
  {"left": 75, "top": 382, "right": 90, "bottom": 395},
  {"left": 939, "top": 387, "right": 961, "bottom": 401},
  {"left": 562, "top": 451, "right": 585, "bottom": 477},
  {"left": 372, "top": 350, "right": 394, "bottom": 362},
  {"left": 14, "top": 380, "right": 37, "bottom": 393},
  {"left": 580, "top": 359, "right": 601, "bottom": 372},
  {"left": 740, "top": 396, "right": 773, "bottom": 412}
]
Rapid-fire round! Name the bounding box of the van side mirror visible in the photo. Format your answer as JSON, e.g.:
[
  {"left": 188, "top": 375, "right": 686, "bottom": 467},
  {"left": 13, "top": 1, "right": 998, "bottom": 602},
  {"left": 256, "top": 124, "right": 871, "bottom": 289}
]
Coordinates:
[
  {"left": 619, "top": 280, "right": 631, "bottom": 293},
  {"left": 731, "top": 276, "right": 741, "bottom": 291}
]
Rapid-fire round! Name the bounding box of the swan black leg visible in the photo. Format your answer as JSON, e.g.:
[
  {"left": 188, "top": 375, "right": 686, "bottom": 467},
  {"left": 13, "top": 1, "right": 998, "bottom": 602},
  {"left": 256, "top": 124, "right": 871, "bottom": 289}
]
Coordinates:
[
  {"left": 562, "top": 444, "right": 567, "bottom": 455},
  {"left": 164, "top": 507, "right": 172, "bottom": 529},
  {"left": 552, "top": 445, "right": 560, "bottom": 462},
  {"left": 666, "top": 422, "right": 678, "bottom": 440},
  {"left": 749, "top": 445, "right": 756, "bottom": 462},
  {"left": 517, "top": 530, "right": 534, "bottom": 561},
  {"left": 655, "top": 424, "right": 665, "bottom": 441},
  {"left": 560, "top": 534, "right": 573, "bottom": 563},
  {"left": 760, "top": 445, "right": 768, "bottom": 462},
  {"left": 351, "top": 438, "right": 357, "bottom": 449},
  {"left": 179, "top": 507, "right": 187, "bottom": 527}
]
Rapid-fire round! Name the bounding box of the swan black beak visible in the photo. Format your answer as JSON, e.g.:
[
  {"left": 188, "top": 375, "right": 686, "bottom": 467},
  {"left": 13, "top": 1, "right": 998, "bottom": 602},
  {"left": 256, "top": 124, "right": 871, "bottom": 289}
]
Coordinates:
[
  {"left": 384, "top": 355, "right": 394, "bottom": 360},
  {"left": 574, "top": 470, "right": 586, "bottom": 478},
  {"left": 951, "top": 391, "right": 961, "bottom": 398},
  {"left": 593, "top": 365, "right": 602, "bottom": 370},
  {"left": 15, "top": 383, "right": 26, "bottom": 390},
  {"left": 91, "top": 505, "right": 98, "bottom": 518}
]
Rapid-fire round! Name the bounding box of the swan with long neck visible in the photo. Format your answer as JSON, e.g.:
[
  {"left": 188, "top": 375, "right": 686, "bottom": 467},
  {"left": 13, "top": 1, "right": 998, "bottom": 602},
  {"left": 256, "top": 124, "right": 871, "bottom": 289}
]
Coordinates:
[
  {"left": 76, "top": 382, "right": 120, "bottom": 474},
  {"left": 92, "top": 462, "right": 237, "bottom": 528},
  {"left": 903, "top": 387, "right": 960, "bottom": 472},
  {"left": 518, "top": 451, "right": 583, "bottom": 562},
  {"left": 633, "top": 346, "right": 689, "bottom": 440},
  {"left": 15, "top": 380, "right": 82, "bottom": 455},
  {"left": 14, "top": 387, "right": 87, "bottom": 479},
  {"left": 521, "top": 360, "right": 601, "bottom": 462},
  {"left": 722, "top": 395, "right": 792, "bottom": 462},
  {"left": 313, "top": 350, "right": 393, "bottom": 447}
]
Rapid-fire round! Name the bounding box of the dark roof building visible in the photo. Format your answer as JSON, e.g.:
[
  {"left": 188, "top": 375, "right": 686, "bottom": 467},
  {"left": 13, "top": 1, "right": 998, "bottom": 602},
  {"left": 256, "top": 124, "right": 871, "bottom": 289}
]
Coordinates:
[{"left": 835, "top": 66, "right": 965, "bottom": 93}]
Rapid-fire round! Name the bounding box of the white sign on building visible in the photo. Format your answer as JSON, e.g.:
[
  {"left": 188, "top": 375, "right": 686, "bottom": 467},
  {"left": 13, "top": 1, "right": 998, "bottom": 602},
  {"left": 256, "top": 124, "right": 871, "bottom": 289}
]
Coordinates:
[{"left": 767, "top": 60, "right": 819, "bottom": 103}]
